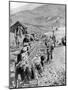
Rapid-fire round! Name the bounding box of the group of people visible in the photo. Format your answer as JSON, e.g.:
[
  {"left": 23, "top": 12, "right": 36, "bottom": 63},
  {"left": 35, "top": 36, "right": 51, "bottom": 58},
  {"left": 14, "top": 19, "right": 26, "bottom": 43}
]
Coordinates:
[
  {"left": 11, "top": 21, "right": 66, "bottom": 88},
  {"left": 14, "top": 32, "right": 56, "bottom": 88},
  {"left": 15, "top": 45, "right": 46, "bottom": 87},
  {"left": 15, "top": 44, "right": 31, "bottom": 86}
]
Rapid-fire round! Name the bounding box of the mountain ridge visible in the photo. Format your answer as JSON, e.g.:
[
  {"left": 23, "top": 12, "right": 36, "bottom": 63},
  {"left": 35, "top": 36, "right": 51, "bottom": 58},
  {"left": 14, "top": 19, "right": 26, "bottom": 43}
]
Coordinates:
[{"left": 10, "top": 4, "right": 65, "bottom": 33}]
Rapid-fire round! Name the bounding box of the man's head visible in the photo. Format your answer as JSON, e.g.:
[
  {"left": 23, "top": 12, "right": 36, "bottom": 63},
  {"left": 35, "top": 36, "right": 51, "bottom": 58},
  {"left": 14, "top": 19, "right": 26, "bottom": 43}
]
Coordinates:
[{"left": 40, "top": 55, "right": 45, "bottom": 61}]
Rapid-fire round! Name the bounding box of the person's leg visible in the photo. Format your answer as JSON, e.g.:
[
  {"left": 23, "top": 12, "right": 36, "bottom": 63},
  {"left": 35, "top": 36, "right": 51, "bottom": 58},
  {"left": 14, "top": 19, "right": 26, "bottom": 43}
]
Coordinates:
[
  {"left": 41, "top": 60, "right": 44, "bottom": 66},
  {"left": 28, "top": 67, "right": 31, "bottom": 81},
  {"left": 25, "top": 67, "right": 30, "bottom": 81},
  {"left": 31, "top": 67, "right": 34, "bottom": 79},
  {"left": 39, "top": 64, "right": 43, "bottom": 75},
  {"left": 47, "top": 52, "right": 49, "bottom": 61},
  {"left": 15, "top": 68, "right": 18, "bottom": 88},
  {"left": 20, "top": 69, "right": 25, "bottom": 81},
  {"left": 15, "top": 68, "right": 23, "bottom": 88},
  {"left": 19, "top": 67, "right": 24, "bottom": 81},
  {"left": 51, "top": 51, "right": 53, "bottom": 59},
  {"left": 36, "top": 64, "right": 42, "bottom": 76}
]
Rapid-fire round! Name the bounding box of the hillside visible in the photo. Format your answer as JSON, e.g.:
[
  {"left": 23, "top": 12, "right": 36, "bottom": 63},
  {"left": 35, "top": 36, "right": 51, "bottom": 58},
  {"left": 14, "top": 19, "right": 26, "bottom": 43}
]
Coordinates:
[{"left": 10, "top": 4, "right": 65, "bottom": 33}]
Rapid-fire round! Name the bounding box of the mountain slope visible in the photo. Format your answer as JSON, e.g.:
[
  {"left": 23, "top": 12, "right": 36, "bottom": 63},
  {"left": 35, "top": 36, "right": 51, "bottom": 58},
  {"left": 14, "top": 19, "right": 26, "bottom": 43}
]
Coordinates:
[{"left": 10, "top": 4, "right": 65, "bottom": 33}]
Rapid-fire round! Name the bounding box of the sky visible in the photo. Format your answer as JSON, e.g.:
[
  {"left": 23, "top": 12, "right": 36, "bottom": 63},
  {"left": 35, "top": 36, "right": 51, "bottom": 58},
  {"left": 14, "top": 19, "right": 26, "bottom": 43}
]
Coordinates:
[{"left": 10, "top": 2, "right": 43, "bottom": 15}]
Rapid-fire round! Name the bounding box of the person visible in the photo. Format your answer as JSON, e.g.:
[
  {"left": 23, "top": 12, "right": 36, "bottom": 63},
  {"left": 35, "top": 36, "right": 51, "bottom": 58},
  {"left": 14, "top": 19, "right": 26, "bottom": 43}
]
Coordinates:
[
  {"left": 15, "top": 44, "right": 31, "bottom": 87},
  {"left": 40, "top": 55, "right": 45, "bottom": 66},
  {"left": 45, "top": 36, "right": 54, "bottom": 62},
  {"left": 49, "top": 37, "right": 54, "bottom": 59},
  {"left": 62, "top": 36, "right": 66, "bottom": 46},
  {"left": 32, "top": 55, "right": 43, "bottom": 78},
  {"left": 21, "top": 45, "right": 33, "bottom": 83},
  {"left": 21, "top": 50, "right": 31, "bottom": 82},
  {"left": 52, "top": 31, "right": 56, "bottom": 47},
  {"left": 46, "top": 45, "right": 50, "bottom": 61},
  {"left": 15, "top": 49, "right": 26, "bottom": 88},
  {"left": 50, "top": 45, "right": 54, "bottom": 59}
]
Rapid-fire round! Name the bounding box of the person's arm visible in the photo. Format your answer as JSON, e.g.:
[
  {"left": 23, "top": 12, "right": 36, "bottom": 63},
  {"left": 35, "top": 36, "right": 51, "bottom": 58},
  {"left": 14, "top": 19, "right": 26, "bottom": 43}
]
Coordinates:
[{"left": 16, "top": 61, "right": 22, "bottom": 68}]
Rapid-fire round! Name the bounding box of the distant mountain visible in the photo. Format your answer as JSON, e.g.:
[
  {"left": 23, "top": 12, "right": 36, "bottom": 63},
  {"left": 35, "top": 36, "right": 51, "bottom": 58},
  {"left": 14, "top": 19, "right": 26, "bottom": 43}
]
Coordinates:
[{"left": 10, "top": 4, "right": 65, "bottom": 33}]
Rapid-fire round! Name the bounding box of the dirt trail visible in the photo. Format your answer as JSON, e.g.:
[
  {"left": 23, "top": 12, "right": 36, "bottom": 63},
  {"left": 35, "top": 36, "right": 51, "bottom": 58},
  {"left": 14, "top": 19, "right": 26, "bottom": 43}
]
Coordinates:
[{"left": 37, "top": 46, "right": 65, "bottom": 86}]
